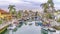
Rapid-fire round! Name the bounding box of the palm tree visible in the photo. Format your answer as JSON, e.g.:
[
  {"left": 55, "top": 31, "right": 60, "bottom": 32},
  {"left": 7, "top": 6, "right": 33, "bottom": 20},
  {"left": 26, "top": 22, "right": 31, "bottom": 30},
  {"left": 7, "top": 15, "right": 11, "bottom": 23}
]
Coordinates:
[
  {"left": 8, "top": 5, "right": 15, "bottom": 15},
  {"left": 40, "top": 3, "right": 49, "bottom": 13},
  {"left": 41, "top": 0, "right": 55, "bottom": 13},
  {"left": 47, "top": 0, "right": 54, "bottom": 8},
  {"left": 47, "top": 0, "right": 55, "bottom": 19},
  {"left": 40, "top": 0, "right": 55, "bottom": 19},
  {"left": 12, "top": 8, "right": 16, "bottom": 15},
  {"left": 8, "top": 5, "right": 17, "bottom": 18},
  {"left": 47, "top": 0, "right": 55, "bottom": 12},
  {"left": 40, "top": 3, "right": 49, "bottom": 20}
]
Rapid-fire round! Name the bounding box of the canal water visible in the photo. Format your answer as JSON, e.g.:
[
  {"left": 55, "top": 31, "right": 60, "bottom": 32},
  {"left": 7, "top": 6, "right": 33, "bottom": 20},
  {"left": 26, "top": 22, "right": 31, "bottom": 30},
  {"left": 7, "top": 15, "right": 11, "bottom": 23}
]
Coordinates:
[
  {"left": 4, "top": 21, "right": 42, "bottom": 34},
  {"left": 3, "top": 16, "right": 60, "bottom": 34}
]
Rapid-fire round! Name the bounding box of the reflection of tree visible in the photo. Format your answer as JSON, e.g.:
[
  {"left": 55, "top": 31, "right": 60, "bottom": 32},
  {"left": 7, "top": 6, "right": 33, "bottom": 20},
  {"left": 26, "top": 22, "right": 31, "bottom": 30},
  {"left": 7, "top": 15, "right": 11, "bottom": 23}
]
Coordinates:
[
  {"left": 13, "top": 28, "right": 17, "bottom": 32},
  {"left": 18, "top": 22, "right": 23, "bottom": 27}
]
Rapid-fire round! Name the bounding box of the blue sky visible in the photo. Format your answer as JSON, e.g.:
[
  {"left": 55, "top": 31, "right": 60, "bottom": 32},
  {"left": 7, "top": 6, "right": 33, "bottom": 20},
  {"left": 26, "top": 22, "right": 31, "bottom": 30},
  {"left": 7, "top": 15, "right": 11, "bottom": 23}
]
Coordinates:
[{"left": 0, "top": 0, "right": 60, "bottom": 10}]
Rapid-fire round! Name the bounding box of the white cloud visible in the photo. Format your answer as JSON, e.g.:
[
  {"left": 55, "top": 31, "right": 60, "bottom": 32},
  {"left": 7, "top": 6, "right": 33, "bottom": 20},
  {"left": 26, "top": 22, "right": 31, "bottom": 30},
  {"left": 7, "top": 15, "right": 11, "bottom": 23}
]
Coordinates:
[
  {"left": 24, "top": 0, "right": 47, "bottom": 3},
  {"left": 54, "top": 4, "right": 60, "bottom": 9},
  {"left": 0, "top": 0, "right": 22, "bottom": 5},
  {"left": 54, "top": 4, "right": 60, "bottom": 7},
  {"left": 0, "top": 0, "right": 20, "bottom": 3},
  {"left": 0, "top": 0, "right": 32, "bottom": 6},
  {"left": 0, "top": 0, "right": 49, "bottom": 6},
  {"left": 53, "top": 0, "right": 60, "bottom": 3},
  {"left": 0, "top": 0, "right": 60, "bottom": 10}
]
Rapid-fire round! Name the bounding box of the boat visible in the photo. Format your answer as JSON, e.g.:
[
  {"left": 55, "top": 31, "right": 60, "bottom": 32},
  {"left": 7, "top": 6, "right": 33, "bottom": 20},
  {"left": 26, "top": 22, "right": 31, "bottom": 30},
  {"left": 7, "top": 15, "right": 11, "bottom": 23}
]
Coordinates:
[
  {"left": 29, "top": 23, "right": 32, "bottom": 25},
  {"left": 7, "top": 24, "right": 16, "bottom": 30},
  {"left": 41, "top": 27, "right": 48, "bottom": 34},
  {"left": 41, "top": 27, "right": 56, "bottom": 34},
  {"left": 35, "top": 21, "right": 43, "bottom": 26},
  {"left": 48, "top": 28, "right": 56, "bottom": 32},
  {"left": 26, "top": 18, "right": 30, "bottom": 20},
  {"left": 41, "top": 27, "right": 56, "bottom": 32}
]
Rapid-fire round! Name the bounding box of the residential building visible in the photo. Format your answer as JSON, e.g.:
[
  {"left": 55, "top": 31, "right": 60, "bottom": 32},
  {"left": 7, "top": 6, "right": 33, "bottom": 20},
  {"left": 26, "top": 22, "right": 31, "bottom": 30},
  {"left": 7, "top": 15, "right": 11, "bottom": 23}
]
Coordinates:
[{"left": 0, "top": 9, "right": 12, "bottom": 20}]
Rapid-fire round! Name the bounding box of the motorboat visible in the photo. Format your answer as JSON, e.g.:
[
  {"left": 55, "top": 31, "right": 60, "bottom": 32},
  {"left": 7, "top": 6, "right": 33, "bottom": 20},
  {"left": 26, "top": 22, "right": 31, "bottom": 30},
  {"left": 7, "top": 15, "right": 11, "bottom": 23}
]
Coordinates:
[
  {"left": 48, "top": 28, "right": 56, "bottom": 32},
  {"left": 41, "top": 27, "right": 56, "bottom": 32},
  {"left": 7, "top": 24, "right": 16, "bottom": 30},
  {"left": 35, "top": 21, "right": 43, "bottom": 26},
  {"left": 29, "top": 23, "right": 32, "bottom": 25}
]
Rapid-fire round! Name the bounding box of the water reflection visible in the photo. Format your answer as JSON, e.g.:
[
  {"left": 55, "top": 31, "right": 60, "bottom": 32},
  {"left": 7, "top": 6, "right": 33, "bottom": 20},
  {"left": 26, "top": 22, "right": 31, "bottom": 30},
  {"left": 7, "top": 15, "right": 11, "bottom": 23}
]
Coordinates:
[
  {"left": 4, "top": 21, "right": 42, "bottom": 34},
  {"left": 14, "top": 25, "right": 41, "bottom": 34}
]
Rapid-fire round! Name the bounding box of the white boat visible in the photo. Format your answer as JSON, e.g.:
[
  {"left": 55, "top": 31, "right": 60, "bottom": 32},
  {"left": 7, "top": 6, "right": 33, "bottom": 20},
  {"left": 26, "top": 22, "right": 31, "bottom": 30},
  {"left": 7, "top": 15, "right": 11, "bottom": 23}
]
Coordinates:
[
  {"left": 41, "top": 27, "right": 56, "bottom": 32},
  {"left": 7, "top": 24, "right": 16, "bottom": 30}
]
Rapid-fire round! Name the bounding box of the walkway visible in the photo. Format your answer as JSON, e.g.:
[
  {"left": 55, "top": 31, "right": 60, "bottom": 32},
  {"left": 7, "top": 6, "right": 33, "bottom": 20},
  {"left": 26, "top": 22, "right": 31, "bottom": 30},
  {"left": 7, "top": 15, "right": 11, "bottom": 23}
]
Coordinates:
[{"left": 0, "top": 19, "right": 16, "bottom": 30}]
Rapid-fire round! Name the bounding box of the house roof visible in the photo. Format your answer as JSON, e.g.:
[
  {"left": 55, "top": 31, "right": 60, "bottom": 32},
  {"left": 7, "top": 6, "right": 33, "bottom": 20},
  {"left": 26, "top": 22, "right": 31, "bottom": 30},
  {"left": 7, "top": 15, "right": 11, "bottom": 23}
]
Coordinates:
[{"left": 0, "top": 9, "right": 9, "bottom": 14}]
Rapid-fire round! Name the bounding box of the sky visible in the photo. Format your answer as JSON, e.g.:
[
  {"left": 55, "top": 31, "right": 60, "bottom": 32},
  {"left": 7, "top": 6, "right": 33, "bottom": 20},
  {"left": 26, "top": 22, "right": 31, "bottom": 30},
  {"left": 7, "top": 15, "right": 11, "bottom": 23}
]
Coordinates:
[{"left": 0, "top": 0, "right": 60, "bottom": 10}]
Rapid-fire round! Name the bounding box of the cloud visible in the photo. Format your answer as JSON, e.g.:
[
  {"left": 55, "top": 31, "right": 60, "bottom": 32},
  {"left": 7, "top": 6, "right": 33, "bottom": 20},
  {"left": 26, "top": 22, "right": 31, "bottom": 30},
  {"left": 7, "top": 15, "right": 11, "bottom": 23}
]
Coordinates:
[
  {"left": 53, "top": 0, "right": 60, "bottom": 3},
  {"left": 0, "top": 0, "right": 22, "bottom": 5},
  {"left": 0, "top": 0, "right": 60, "bottom": 10},
  {"left": 23, "top": 0, "right": 48, "bottom": 3},
  {"left": 54, "top": 4, "right": 60, "bottom": 10}
]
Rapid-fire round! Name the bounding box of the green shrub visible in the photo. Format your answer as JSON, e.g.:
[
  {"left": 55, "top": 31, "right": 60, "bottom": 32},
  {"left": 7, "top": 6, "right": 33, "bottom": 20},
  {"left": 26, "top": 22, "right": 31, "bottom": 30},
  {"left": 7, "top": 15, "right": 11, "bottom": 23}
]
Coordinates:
[
  {"left": 0, "top": 20, "right": 2, "bottom": 24},
  {"left": 57, "top": 18, "right": 60, "bottom": 22},
  {"left": 53, "top": 26, "right": 60, "bottom": 30}
]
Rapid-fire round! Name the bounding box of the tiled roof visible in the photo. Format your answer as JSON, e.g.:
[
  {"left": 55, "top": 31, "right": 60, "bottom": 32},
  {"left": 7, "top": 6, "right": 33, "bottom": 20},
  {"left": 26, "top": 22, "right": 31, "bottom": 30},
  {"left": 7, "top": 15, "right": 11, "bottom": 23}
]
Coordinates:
[{"left": 0, "top": 9, "right": 9, "bottom": 14}]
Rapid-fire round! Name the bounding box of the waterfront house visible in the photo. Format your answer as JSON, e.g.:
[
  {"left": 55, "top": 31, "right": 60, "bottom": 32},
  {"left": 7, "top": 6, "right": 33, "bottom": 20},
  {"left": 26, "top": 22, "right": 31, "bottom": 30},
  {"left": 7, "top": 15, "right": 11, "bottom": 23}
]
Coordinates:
[{"left": 0, "top": 9, "right": 12, "bottom": 20}]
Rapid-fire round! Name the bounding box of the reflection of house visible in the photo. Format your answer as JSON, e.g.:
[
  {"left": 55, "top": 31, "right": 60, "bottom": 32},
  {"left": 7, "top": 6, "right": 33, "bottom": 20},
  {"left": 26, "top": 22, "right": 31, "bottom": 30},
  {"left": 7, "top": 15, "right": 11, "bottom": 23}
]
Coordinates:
[{"left": 0, "top": 9, "right": 12, "bottom": 20}]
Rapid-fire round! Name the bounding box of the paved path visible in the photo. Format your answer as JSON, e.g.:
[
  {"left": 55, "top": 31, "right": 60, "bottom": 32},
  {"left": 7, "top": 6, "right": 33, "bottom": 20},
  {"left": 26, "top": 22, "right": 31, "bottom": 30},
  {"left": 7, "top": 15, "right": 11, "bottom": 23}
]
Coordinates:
[
  {"left": 0, "top": 19, "right": 16, "bottom": 30},
  {"left": 0, "top": 21, "right": 12, "bottom": 29}
]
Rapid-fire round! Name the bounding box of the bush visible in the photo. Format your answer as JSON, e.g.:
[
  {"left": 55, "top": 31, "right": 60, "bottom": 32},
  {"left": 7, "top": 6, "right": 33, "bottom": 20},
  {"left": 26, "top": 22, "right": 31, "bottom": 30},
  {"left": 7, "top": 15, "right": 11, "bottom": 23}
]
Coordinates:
[
  {"left": 53, "top": 26, "right": 60, "bottom": 30},
  {"left": 45, "top": 13, "right": 52, "bottom": 19},
  {"left": 57, "top": 18, "right": 60, "bottom": 22},
  {"left": 0, "top": 20, "right": 2, "bottom": 24}
]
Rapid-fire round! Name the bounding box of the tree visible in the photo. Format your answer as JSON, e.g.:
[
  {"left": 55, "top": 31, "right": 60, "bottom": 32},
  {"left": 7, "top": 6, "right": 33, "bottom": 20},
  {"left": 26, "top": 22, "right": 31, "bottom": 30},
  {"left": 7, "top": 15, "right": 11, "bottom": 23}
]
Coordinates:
[
  {"left": 0, "top": 20, "right": 2, "bottom": 24},
  {"left": 47, "top": 13, "right": 52, "bottom": 19},
  {"left": 12, "top": 8, "right": 16, "bottom": 15},
  {"left": 17, "top": 11, "right": 21, "bottom": 18},
  {"left": 57, "top": 18, "right": 60, "bottom": 22},
  {"left": 47, "top": 0, "right": 54, "bottom": 8},
  {"left": 8, "top": 5, "right": 17, "bottom": 19},
  {"left": 24, "top": 10, "right": 29, "bottom": 15},
  {"left": 40, "top": 0, "right": 55, "bottom": 13},
  {"left": 8, "top": 5, "right": 16, "bottom": 15},
  {"left": 40, "top": 3, "right": 49, "bottom": 13},
  {"left": 40, "top": 0, "right": 55, "bottom": 19},
  {"left": 47, "top": 0, "right": 55, "bottom": 12},
  {"left": 24, "top": 10, "right": 29, "bottom": 16}
]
